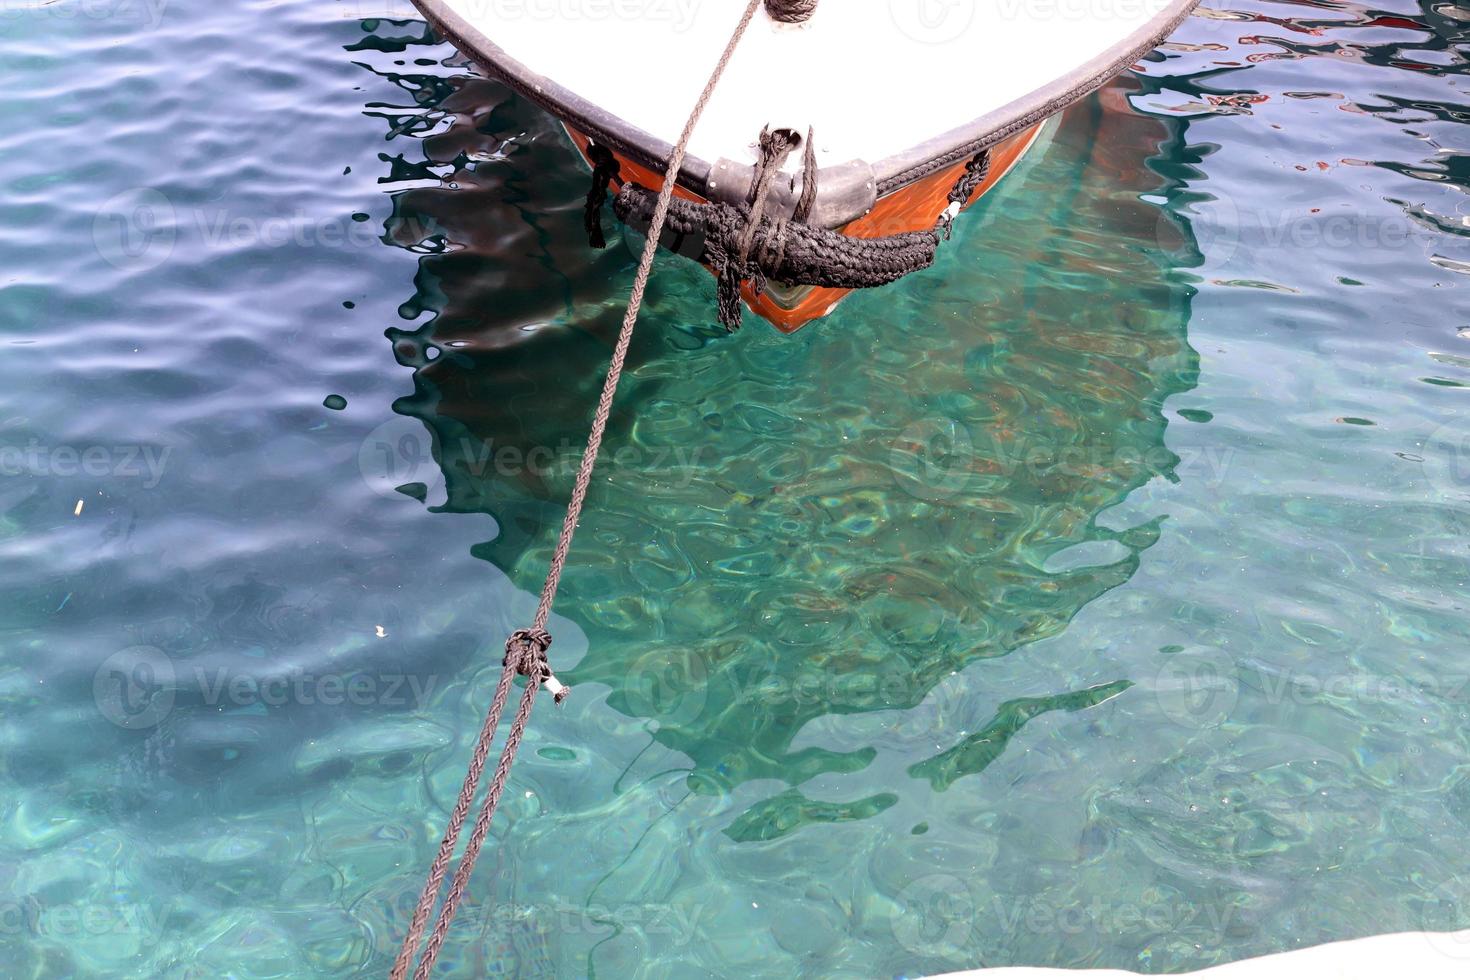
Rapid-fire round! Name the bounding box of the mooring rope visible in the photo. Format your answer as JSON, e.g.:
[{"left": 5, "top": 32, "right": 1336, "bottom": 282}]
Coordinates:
[{"left": 388, "top": 1, "right": 768, "bottom": 977}]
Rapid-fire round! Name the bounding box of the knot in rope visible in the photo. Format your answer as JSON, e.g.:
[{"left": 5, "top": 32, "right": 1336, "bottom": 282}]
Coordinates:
[
  {"left": 765, "top": 0, "right": 816, "bottom": 22},
  {"left": 504, "top": 628, "right": 564, "bottom": 701}
]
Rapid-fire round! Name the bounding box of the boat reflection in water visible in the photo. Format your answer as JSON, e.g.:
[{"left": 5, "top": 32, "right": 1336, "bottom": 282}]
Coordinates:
[{"left": 356, "top": 15, "right": 1200, "bottom": 964}]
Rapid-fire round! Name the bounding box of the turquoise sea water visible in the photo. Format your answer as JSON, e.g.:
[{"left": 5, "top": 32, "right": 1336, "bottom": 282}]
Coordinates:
[{"left": 3, "top": 0, "right": 1470, "bottom": 976}]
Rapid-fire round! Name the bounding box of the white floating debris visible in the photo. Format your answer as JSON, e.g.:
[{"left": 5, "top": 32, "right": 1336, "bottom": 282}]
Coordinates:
[
  {"left": 73, "top": 499, "right": 83, "bottom": 516},
  {"left": 375, "top": 625, "right": 387, "bottom": 638}
]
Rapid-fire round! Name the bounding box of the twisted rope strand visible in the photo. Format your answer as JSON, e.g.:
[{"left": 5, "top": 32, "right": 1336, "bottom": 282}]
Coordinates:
[
  {"left": 390, "top": 2, "right": 766, "bottom": 976},
  {"left": 528, "top": 0, "right": 765, "bottom": 639},
  {"left": 411, "top": 651, "right": 543, "bottom": 980},
  {"left": 387, "top": 649, "right": 518, "bottom": 980}
]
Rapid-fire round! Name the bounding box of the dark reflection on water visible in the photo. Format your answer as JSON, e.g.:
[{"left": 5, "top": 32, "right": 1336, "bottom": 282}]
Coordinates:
[{"left": 358, "top": 23, "right": 1200, "bottom": 841}]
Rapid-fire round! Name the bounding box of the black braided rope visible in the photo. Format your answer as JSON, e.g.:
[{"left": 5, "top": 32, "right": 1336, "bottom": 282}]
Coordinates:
[
  {"left": 583, "top": 142, "right": 621, "bottom": 249},
  {"left": 947, "top": 149, "right": 992, "bottom": 208},
  {"left": 939, "top": 148, "right": 992, "bottom": 240},
  {"left": 765, "top": 0, "right": 817, "bottom": 22},
  {"left": 592, "top": 136, "right": 990, "bottom": 330},
  {"left": 793, "top": 126, "right": 818, "bottom": 225},
  {"left": 739, "top": 127, "right": 800, "bottom": 270},
  {"left": 614, "top": 182, "right": 939, "bottom": 330}
]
